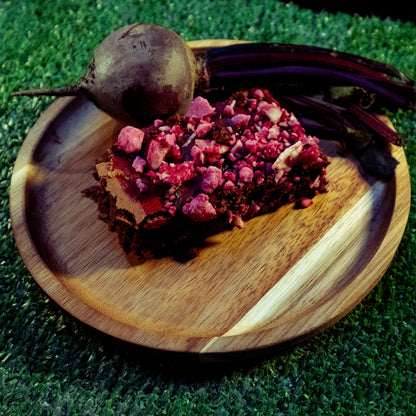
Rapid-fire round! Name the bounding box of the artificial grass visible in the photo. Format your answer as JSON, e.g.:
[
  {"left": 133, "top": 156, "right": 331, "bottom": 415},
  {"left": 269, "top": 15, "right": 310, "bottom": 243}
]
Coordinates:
[{"left": 1, "top": 1, "right": 416, "bottom": 415}]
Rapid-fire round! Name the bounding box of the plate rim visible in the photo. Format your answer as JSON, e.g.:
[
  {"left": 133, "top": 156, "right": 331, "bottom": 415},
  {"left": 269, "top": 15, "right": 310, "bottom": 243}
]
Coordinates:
[{"left": 9, "top": 42, "right": 412, "bottom": 356}]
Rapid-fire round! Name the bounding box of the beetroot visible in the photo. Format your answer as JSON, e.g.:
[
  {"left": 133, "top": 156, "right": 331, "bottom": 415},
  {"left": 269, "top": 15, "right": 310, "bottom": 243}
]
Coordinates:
[{"left": 12, "top": 23, "right": 198, "bottom": 127}]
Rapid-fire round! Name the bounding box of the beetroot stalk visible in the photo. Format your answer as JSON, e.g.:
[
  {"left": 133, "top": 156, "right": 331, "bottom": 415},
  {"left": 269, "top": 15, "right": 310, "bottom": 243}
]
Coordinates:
[
  {"left": 11, "top": 85, "right": 82, "bottom": 98},
  {"left": 204, "top": 65, "right": 414, "bottom": 111},
  {"left": 346, "top": 103, "right": 403, "bottom": 146},
  {"left": 200, "top": 43, "right": 416, "bottom": 111},
  {"left": 204, "top": 43, "right": 413, "bottom": 83}
]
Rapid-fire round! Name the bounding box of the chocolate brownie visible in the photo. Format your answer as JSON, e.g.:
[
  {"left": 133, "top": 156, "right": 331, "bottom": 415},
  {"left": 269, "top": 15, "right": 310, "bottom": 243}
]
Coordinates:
[{"left": 85, "top": 88, "right": 329, "bottom": 260}]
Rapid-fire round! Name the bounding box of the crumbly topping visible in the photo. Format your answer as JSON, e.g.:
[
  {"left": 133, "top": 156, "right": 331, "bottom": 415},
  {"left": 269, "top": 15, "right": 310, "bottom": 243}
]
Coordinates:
[
  {"left": 110, "top": 88, "right": 327, "bottom": 223},
  {"left": 116, "top": 126, "right": 144, "bottom": 153},
  {"left": 182, "top": 193, "right": 217, "bottom": 222},
  {"left": 185, "top": 95, "right": 216, "bottom": 119}
]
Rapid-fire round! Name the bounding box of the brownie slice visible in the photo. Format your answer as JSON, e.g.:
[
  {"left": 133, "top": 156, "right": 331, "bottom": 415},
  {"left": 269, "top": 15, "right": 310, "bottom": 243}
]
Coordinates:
[{"left": 85, "top": 88, "right": 329, "bottom": 261}]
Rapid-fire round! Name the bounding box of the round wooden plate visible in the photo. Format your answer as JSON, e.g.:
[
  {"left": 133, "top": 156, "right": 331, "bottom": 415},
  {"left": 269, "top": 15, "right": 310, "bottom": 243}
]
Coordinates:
[{"left": 10, "top": 40, "right": 411, "bottom": 357}]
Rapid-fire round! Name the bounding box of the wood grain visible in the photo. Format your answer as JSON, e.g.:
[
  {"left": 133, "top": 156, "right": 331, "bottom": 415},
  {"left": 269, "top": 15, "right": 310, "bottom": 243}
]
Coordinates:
[{"left": 9, "top": 41, "right": 411, "bottom": 357}]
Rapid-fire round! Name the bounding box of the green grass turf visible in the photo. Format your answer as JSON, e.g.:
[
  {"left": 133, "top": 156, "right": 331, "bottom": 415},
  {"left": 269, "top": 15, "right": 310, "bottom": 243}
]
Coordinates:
[{"left": 1, "top": 1, "right": 416, "bottom": 414}]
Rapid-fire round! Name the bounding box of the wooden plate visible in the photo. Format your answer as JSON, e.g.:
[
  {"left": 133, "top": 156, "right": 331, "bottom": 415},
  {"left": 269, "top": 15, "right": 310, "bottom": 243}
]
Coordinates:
[{"left": 10, "top": 40, "right": 411, "bottom": 357}]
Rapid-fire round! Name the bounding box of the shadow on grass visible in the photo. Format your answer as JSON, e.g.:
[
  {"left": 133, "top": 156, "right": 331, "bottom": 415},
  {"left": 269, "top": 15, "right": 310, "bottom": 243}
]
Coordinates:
[{"left": 61, "top": 305, "right": 320, "bottom": 382}]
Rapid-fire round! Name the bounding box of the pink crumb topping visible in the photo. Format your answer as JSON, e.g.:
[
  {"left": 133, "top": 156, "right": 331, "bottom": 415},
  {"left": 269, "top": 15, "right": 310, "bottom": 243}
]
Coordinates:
[
  {"left": 231, "top": 113, "right": 251, "bottom": 128},
  {"left": 182, "top": 193, "right": 217, "bottom": 222},
  {"left": 195, "top": 121, "right": 213, "bottom": 138},
  {"left": 223, "top": 180, "right": 236, "bottom": 190},
  {"left": 191, "top": 139, "right": 228, "bottom": 165},
  {"left": 185, "top": 96, "right": 216, "bottom": 119},
  {"left": 132, "top": 155, "right": 147, "bottom": 173},
  {"left": 254, "top": 170, "right": 265, "bottom": 184},
  {"left": 253, "top": 89, "right": 264, "bottom": 100},
  {"left": 164, "top": 133, "right": 177, "bottom": 146},
  {"left": 170, "top": 124, "right": 183, "bottom": 137},
  {"left": 201, "top": 166, "right": 223, "bottom": 194},
  {"left": 268, "top": 124, "right": 280, "bottom": 140},
  {"left": 239, "top": 166, "right": 254, "bottom": 183},
  {"left": 157, "top": 161, "right": 195, "bottom": 186},
  {"left": 153, "top": 119, "right": 164, "bottom": 128},
  {"left": 147, "top": 139, "right": 170, "bottom": 170},
  {"left": 116, "top": 126, "right": 145, "bottom": 153},
  {"left": 298, "top": 197, "right": 313, "bottom": 208},
  {"left": 223, "top": 170, "right": 237, "bottom": 182},
  {"left": 223, "top": 104, "right": 235, "bottom": 117},
  {"left": 244, "top": 139, "right": 258, "bottom": 154},
  {"left": 135, "top": 178, "right": 148, "bottom": 193},
  {"left": 258, "top": 101, "right": 282, "bottom": 124}
]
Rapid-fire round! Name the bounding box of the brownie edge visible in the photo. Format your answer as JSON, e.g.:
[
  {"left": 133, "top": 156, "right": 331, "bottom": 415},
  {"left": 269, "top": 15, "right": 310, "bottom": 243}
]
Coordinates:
[{"left": 84, "top": 88, "right": 329, "bottom": 261}]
